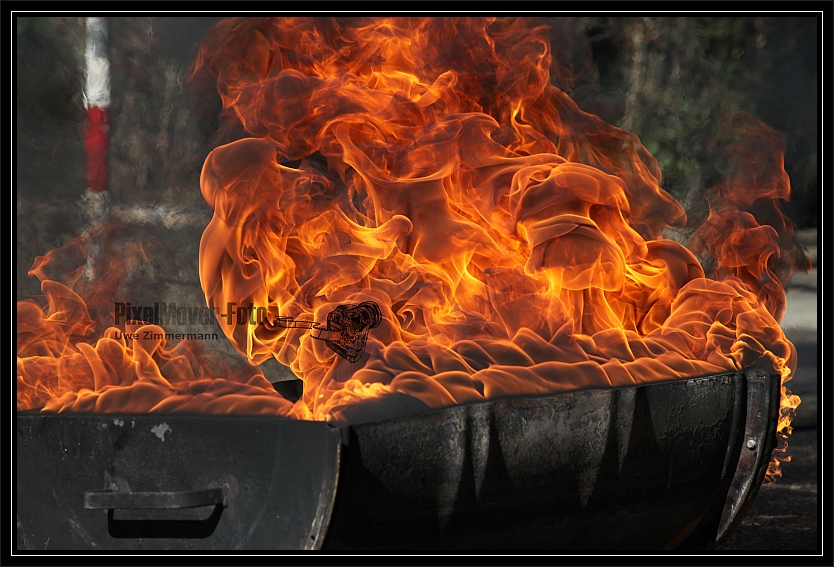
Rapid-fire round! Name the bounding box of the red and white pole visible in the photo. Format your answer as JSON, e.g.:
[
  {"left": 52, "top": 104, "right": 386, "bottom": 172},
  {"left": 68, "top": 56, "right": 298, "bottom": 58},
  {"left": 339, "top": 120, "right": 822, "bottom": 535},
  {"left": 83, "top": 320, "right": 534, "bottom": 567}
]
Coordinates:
[
  {"left": 82, "top": 17, "right": 110, "bottom": 226},
  {"left": 79, "top": 18, "right": 207, "bottom": 233}
]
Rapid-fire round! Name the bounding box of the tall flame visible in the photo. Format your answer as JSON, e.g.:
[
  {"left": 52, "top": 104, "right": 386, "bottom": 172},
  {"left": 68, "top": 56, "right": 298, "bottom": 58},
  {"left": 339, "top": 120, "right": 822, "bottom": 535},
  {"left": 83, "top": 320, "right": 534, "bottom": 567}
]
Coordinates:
[{"left": 18, "top": 18, "right": 808, "bottom": 481}]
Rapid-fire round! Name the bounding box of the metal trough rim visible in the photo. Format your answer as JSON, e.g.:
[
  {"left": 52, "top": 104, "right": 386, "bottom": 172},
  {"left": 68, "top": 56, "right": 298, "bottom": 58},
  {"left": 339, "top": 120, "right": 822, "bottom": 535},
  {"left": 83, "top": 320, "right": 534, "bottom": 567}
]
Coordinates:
[
  {"left": 18, "top": 368, "right": 752, "bottom": 423},
  {"left": 16, "top": 369, "right": 780, "bottom": 550}
]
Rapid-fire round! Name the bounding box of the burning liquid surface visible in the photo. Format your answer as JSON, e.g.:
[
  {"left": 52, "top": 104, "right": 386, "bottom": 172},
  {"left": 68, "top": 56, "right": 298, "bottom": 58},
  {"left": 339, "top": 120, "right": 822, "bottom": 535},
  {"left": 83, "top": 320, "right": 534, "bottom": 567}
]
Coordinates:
[{"left": 17, "top": 18, "right": 808, "bottom": 480}]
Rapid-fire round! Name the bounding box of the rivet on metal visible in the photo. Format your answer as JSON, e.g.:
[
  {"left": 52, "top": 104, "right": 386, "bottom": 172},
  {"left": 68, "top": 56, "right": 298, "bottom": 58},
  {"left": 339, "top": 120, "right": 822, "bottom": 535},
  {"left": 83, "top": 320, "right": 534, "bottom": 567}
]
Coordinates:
[{"left": 747, "top": 439, "right": 757, "bottom": 450}]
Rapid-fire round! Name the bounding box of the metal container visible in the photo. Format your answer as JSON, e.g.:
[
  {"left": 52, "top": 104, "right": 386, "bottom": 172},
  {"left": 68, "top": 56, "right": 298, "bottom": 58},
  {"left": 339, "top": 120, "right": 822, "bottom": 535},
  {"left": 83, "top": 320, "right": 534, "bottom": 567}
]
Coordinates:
[{"left": 16, "top": 370, "right": 779, "bottom": 550}]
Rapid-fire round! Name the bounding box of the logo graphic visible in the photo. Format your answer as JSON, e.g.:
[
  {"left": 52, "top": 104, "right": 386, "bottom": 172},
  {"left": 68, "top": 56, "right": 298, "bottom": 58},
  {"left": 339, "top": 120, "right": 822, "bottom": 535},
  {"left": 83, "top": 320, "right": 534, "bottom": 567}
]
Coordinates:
[
  {"left": 114, "top": 300, "right": 383, "bottom": 362},
  {"left": 276, "top": 301, "right": 383, "bottom": 363}
]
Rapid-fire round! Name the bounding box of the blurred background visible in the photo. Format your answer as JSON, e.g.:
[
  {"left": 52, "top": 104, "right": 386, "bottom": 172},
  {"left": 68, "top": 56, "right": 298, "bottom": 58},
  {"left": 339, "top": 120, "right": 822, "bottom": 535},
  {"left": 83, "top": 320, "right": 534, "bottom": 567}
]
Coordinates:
[{"left": 15, "top": 16, "right": 819, "bottom": 551}]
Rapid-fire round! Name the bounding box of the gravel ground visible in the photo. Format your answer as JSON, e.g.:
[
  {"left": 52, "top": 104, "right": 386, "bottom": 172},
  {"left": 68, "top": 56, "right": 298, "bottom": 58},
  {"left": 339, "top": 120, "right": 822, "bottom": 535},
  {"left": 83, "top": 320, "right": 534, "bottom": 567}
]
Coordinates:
[{"left": 718, "top": 428, "right": 818, "bottom": 551}]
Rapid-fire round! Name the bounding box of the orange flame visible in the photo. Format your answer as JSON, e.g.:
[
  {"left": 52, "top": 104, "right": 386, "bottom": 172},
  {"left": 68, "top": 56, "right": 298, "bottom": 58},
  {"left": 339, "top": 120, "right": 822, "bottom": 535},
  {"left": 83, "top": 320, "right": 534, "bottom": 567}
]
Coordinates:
[
  {"left": 690, "top": 112, "right": 810, "bottom": 480},
  {"left": 18, "top": 18, "right": 807, "bottom": 480},
  {"left": 17, "top": 225, "right": 293, "bottom": 416}
]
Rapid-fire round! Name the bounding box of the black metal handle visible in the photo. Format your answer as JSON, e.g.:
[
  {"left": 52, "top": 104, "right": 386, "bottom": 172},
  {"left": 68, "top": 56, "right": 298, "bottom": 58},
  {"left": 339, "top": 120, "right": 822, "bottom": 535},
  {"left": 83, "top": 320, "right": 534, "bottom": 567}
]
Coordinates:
[{"left": 84, "top": 486, "right": 228, "bottom": 510}]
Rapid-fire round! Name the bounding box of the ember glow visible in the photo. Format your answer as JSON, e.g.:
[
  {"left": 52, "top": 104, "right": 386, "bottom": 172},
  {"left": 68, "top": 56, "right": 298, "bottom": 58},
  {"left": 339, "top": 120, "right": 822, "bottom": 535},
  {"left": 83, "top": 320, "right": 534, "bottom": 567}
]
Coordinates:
[{"left": 17, "top": 18, "right": 808, "bottom": 479}]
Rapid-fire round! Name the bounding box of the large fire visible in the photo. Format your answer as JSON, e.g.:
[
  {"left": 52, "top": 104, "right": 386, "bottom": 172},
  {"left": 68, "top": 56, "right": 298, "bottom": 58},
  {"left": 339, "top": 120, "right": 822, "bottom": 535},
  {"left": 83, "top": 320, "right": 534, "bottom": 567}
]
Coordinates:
[{"left": 17, "top": 18, "right": 809, "bottom": 480}]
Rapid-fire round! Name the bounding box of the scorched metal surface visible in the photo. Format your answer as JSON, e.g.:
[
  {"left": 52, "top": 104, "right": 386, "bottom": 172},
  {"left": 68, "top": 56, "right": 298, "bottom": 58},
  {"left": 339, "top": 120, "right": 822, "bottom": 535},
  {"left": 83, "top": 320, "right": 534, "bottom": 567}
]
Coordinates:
[{"left": 15, "top": 370, "right": 780, "bottom": 550}]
